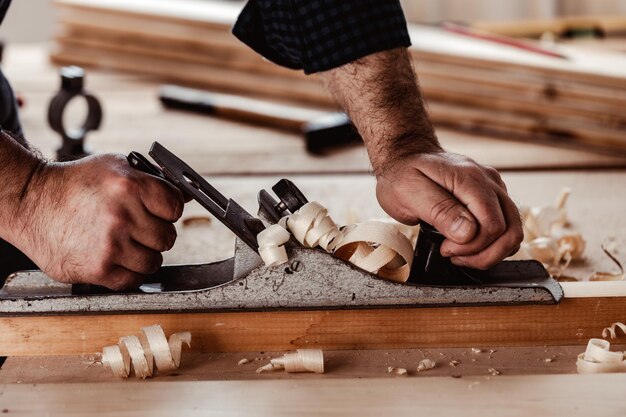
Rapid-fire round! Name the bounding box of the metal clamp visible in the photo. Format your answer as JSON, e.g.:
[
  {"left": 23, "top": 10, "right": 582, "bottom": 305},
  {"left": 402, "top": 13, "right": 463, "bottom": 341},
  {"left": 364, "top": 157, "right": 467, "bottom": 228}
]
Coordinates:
[{"left": 48, "top": 66, "right": 103, "bottom": 161}]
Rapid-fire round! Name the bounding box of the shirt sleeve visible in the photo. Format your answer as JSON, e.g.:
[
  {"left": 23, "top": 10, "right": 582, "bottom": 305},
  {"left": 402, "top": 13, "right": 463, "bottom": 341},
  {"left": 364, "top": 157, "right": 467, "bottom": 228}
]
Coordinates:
[{"left": 232, "top": 0, "right": 411, "bottom": 74}]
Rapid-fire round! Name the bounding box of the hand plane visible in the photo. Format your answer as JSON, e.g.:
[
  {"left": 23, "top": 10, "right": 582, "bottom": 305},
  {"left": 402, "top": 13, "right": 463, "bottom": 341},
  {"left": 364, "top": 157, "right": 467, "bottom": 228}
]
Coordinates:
[{"left": 0, "top": 143, "right": 563, "bottom": 316}]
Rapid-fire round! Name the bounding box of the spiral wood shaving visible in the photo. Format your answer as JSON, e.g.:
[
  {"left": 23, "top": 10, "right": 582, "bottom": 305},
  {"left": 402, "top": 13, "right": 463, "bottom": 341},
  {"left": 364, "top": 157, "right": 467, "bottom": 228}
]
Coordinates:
[
  {"left": 102, "top": 325, "right": 191, "bottom": 379},
  {"left": 257, "top": 201, "right": 414, "bottom": 282},
  {"left": 576, "top": 338, "right": 626, "bottom": 374},
  {"left": 256, "top": 349, "right": 324, "bottom": 374}
]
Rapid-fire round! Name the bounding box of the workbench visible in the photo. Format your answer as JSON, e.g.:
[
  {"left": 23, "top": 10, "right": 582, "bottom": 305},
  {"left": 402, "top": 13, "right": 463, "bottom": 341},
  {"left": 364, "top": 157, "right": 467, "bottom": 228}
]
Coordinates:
[{"left": 1, "top": 44, "right": 625, "bottom": 416}]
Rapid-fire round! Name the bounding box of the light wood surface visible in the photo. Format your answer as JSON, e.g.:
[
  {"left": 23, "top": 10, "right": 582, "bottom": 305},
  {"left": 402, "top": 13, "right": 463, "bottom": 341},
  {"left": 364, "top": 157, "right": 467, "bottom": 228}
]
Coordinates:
[{"left": 2, "top": 374, "right": 626, "bottom": 416}]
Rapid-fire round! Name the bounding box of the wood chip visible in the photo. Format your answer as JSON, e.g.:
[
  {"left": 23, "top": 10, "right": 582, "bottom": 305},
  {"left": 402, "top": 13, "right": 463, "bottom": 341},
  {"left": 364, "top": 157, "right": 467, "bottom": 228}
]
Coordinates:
[
  {"left": 417, "top": 359, "right": 436, "bottom": 372},
  {"left": 488, "top": 368, "right": 501, "bottom": 376},
  {"left": 449, "top": 360, "right": 460, "bottom": 367},
  {"left": 238, "top": 358, "right": 250, "bottom": 365},
  {"left": 471, "top": 348, "right": 482, "bottom": 354},
  {"left": 387, "top": 367, "right": 408, "bottom": 375},
  {"left": 101, "top": 325, "right": 191, "bottom": 379}
]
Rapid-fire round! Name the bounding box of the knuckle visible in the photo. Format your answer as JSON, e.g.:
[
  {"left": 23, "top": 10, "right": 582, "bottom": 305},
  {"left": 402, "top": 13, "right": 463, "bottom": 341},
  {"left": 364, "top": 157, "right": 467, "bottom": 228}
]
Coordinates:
[
  {"left": 428, "top": 198, "right": 461, "bottom": 225},
  {"left": 106, "top": 175, "right": 138, "bottom": 197},
  {"left": 484, "top": 219, "right": 507, "bottom": 237}
]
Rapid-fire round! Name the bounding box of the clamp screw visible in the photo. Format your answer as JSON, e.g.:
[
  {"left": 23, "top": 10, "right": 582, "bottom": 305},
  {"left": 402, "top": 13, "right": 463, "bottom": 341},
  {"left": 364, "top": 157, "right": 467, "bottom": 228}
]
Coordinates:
[{"left": 290, "top": 261, "right": 303, "bottom": 272}]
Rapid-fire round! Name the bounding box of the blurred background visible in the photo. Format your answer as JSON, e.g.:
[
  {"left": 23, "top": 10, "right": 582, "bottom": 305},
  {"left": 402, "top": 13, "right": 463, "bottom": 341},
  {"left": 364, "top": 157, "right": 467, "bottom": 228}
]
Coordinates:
[{"left": 2, "top": 0, "right": 626, "bottom": 43}]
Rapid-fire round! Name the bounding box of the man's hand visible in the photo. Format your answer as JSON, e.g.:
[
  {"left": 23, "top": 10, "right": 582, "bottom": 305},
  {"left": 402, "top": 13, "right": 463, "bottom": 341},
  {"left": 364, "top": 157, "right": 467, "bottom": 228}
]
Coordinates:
[
  {"left": 376, "top": 151, "right": 522, "bottom": 269},
  {"left": 320, "top": 47, "right": 523, "bottom": 269},
  {"left": 16, "top": 154, "right": 184, "bottom": 290}
]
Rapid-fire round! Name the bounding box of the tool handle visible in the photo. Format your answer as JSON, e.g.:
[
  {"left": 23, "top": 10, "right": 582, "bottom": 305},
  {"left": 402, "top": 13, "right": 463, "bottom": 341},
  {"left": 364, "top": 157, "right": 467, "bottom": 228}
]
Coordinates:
[{"left": 159, "top": 85, "right": 309, "bottom": 131}]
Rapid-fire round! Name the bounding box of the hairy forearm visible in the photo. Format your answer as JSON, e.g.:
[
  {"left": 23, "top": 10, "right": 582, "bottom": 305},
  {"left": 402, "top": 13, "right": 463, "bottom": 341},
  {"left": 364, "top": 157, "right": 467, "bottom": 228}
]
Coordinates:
[
  {"left": 319, "top": 47, "right": 441, "bottom": 174},
  {"left": 0, "top": 131, "right": 46, "bottom": 247}
]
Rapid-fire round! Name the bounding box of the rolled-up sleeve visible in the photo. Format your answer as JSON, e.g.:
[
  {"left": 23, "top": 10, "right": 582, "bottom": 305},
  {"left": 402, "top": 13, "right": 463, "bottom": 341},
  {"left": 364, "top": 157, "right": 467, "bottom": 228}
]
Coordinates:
[{"left": 232, "top": 0, "right": 411, "bottom": 74}]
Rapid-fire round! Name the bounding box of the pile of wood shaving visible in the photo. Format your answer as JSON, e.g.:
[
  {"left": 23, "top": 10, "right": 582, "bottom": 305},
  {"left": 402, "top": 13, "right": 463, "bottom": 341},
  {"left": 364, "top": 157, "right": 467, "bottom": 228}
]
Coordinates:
[{"left": 513, "top": 188, "right": 623, "bottom": 281}]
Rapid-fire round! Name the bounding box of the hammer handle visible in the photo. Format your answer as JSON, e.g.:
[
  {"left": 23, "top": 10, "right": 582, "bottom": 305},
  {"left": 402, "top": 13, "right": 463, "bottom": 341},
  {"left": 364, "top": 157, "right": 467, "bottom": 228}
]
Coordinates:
[{"left": 159, "top": 85, "right": 325, "bottom": 132}]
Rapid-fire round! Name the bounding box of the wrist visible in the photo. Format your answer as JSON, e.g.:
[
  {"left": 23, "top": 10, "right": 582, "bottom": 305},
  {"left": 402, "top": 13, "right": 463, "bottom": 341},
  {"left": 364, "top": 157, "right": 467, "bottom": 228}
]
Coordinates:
[
  {"left": 4, "top": 159, "right": 59, "bottom": 253},
  {"left": 370, "top": 132, "right": 443, "bottom": 177}
]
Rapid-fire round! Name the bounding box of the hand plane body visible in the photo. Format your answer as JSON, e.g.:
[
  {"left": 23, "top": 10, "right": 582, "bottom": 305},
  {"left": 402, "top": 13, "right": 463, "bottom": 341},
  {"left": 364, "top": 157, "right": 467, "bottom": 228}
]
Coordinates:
[{"left": 0, "top": 143, "right": 563, "bottom": 316}]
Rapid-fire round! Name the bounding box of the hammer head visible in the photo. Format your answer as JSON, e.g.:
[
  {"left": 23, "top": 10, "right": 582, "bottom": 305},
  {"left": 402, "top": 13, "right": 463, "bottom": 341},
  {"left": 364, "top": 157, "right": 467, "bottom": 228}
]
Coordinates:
[{"left": 303, "top": 112, "right": 362, "bottom": 154}]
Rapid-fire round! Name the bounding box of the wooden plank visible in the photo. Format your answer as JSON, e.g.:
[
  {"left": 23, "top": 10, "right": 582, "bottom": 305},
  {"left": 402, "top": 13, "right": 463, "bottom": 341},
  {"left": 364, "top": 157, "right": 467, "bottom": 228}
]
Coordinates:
[
  {"left": 1, "top": 296, "right": 625, "bottom": 356},
  {"left": 3, "top": 374, "right": 626, "bottom": 416}
]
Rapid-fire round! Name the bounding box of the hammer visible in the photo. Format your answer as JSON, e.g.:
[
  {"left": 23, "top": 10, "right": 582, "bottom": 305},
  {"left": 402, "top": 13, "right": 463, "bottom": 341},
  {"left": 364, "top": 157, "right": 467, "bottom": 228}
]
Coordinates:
[{"left": 158, "top": 85, "right": 362, "bottom": 154}]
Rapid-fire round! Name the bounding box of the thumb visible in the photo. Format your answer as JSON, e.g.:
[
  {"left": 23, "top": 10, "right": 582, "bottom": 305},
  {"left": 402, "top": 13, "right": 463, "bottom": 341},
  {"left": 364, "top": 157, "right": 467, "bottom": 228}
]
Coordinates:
[{"left": 409, "top": 179, "right": 478, "bottom": 244}]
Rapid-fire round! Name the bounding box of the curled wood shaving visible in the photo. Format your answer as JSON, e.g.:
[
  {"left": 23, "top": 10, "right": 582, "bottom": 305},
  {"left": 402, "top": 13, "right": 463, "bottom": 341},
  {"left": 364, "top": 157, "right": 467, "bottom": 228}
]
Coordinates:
[
  {"left": 576, "top": 338, "right": 626, "bottom": 374},
  {"left": 257, "top": 224, "right": 291, "bottom": 267},
  {"left": 602, "top": 322, "right": 626, "bottom": 339},
  {"left": 387, "top": 366, "right": 408, "bottom": 375},
  {"left": 256, "top": 349, "right": 324, "bottom": 374},
  {"left": 449, "top": 360, "right": 460, "bottom": 367},
  {"left": 260, "top": 201, "right": 414, "bottom": 282},
  {"left": 238, "top": 358, "right": 250, "bottom": 365},
  {"left": 589, "top": 244, "right": 624, "bottom": 282},
  {"left": 488, "top": 368, "right": 501, "bottom": 376},
  {"left": 417, "top": 358, "right": 436, "bottom": 372},
  {"left": 101, "top": 325, "right": 191, "bottom": 379},
  {"left": 285, "top": 202, "right": 342, "bottom": 251},
  {"left": 334, "top": 221, "right": 414, "bottom": 282}
]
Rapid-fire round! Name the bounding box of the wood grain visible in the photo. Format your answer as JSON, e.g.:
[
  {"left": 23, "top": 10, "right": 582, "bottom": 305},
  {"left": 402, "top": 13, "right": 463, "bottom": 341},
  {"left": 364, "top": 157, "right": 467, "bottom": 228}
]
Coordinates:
[
  {"left": 2, "top": 297, "right": 625, "bottom": 356},
  {"left": 2, "top": 374, "right": 626, "bottom": 416}
]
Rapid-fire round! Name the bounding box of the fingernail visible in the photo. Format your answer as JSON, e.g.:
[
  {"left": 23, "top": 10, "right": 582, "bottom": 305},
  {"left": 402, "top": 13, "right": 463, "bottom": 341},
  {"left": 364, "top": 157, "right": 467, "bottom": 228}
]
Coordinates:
[{"left": 450, "top": 216, "right": 473, "bottom": 240}]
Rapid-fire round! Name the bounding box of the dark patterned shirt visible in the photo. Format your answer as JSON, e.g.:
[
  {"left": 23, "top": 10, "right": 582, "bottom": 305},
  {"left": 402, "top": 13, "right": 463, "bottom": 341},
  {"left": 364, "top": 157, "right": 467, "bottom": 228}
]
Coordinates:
[
  {"left": 0, "top": 0, "right": 10, "bottom": 25},
  {"left": 233, "top": 0, "right": 411, "bottom": 74}
]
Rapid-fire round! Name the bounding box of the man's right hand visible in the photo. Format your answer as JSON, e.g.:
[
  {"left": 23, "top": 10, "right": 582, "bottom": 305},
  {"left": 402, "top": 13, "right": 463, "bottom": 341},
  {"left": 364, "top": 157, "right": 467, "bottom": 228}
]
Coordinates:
[{"left": 17, "top": 153, "right": 184, "bottom": 290}]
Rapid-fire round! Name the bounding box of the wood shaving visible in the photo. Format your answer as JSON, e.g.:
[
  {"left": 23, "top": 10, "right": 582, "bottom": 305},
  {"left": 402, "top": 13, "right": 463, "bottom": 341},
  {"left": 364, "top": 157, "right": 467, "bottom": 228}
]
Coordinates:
[
  {"left": 260, "top": 201, "right": 414, "bottom": 282},
  {"left": 101, "top": 325, "right": 191, "bottom": 379},
  {"left": 387, "top": 366, "right": 408, "bottom": 375},
  {"left": 545, "top": 358, "right": 553, "bottom": 363},
  {"left": 488, "top": 368, "right": 501, "bottom": 376},
  {"left": 256, "top": 349, "right": 324, "bottom": 374},
  {"left": 602, "top": 322, "right": 626, "bottom": 339},
  {"left": 181, "top": 215, "right": 212, "bottom": 227},
  {"left": 417, "top": 358, "right": 436, "bottom": 372},
  {"left": 576, "top": 338, "right": 626, "bottom": 374},
  {"left": 588, "top": 244, "right": 624, "bottom": 281},
  {"left": 471, "top": 348, "right": 482, "bottom": 354},
  {"left": 449, "top": 360, "right": 460, "bottom": 367},
  {"left": 238, "top": 358, "right": 250, "bottom": 365},
  {"left": 514, "top": 188, "right": 585, "bottom": 278},
  {"left": 257, "top": 224, "right": 291, "bottom": 267}
]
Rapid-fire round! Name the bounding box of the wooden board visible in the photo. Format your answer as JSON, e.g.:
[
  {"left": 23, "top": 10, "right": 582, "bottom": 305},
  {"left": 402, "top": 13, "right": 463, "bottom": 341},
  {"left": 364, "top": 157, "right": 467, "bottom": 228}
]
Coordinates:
[
  {"left": 5, "top": 45, "right": 626, "bottom": 173},
  {"left": 2, "top": 374, "right": 626, "bottom": 416},
  {"left": 1, "top": 295, "right": 625, "bottom": 356}
]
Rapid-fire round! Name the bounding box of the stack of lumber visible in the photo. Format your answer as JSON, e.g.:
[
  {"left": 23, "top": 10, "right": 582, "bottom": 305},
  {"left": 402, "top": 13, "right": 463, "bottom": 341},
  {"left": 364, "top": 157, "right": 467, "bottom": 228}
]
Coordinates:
[{"left": 51, "top": 0, "right": 626, "bottom": 155}]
